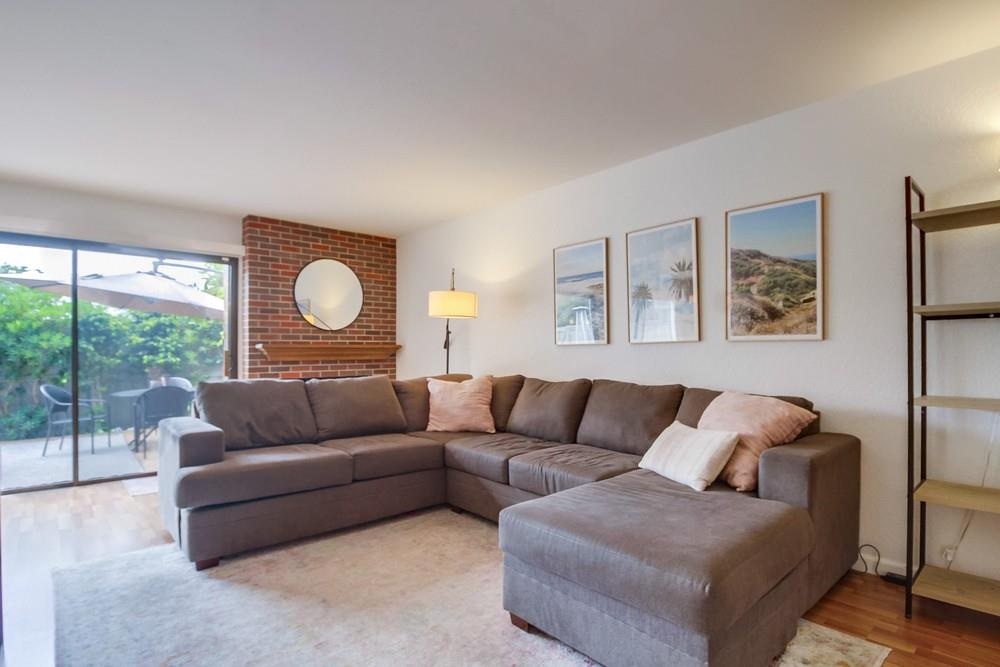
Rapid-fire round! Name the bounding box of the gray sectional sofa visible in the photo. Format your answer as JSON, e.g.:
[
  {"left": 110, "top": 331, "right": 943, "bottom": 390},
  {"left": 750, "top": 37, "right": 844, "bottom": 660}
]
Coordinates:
[{"left": 158, "top": 373, "right": 860, "bottom": 667}]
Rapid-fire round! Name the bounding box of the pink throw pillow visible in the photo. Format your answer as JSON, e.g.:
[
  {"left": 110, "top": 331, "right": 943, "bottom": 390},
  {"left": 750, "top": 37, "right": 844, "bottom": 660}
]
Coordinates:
[
  {"left": 427, "top": 376, "right": 496, "bottom": 433},
  {"left": 698, "top": 391, "right": 817, "bottom": 492}
]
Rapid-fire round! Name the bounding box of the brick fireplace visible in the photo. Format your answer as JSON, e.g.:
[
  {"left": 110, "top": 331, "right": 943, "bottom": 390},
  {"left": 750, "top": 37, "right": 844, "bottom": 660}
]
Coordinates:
[{"left": 241, "top": 215, "right": 397, "bottom": 379}]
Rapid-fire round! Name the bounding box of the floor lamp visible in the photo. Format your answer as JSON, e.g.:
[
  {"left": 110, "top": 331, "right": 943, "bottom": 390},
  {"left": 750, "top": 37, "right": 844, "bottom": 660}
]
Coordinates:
[{"left": 428, "top": 269, "right": 478, "bottom": 374}]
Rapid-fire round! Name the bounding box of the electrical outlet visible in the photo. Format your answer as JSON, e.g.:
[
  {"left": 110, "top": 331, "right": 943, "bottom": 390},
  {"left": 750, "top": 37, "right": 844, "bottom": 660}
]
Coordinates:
[{"left": 942, "top": 546, "right": 957, "bottom": 562}]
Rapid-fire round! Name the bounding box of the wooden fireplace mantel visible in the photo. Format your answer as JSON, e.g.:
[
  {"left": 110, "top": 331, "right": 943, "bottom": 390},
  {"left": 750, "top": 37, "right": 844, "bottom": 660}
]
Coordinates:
[{"left": 254, "top": 343, "right": 402, "bottom": 362}]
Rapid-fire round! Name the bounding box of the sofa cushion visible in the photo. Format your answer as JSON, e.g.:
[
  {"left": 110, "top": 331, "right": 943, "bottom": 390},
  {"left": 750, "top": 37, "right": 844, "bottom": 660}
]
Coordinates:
[
  {"left": 306, "top": 375, "right": 407, "bottom": 439},
  {"left": 319, "top": 433, "right": 442, "bottom": 480},
  {"left": 506, "top": 378, "right": 592, "bottom": 443},
  {"left": 444, "top": 433, "right": 551, "bottom": 484},
  {"left": 639, "top": 421, "right": 739, "bottom": 491},
  {"left": 507, "top": 444, "right": 641, "bottom": 495},
  {"left": 173, "top": 444, "right": 352, "bottom": 508},
  {"left": 392, "top": 374, "right": 472, "bottom": 431},
  {"left": 427, "top": 376, "right": 496, "bottom": 433},
  {"left": 196, "top": 379, "right": 318, "bottom": 450},
  {"left": 700, "top": 392, "right": 818, "bottom": 492},
  {"left": 498, "top": 469, "right": 814, "bottom": 635},
  {"left": 576, "top": 379, "right": 685, "bottom": 455},
  {"left": 491, "top": 374, "right": 525, "bottom": 431},
  {"left": 677, "top": 387, "right": 819, "bottom": 436},
  {"left": 408, "top": 430, "right": 485, "bottom": 445}
]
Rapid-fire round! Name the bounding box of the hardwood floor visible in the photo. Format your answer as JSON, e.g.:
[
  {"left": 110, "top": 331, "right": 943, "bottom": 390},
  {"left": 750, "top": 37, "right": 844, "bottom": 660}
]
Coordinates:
[
  {"left": 806, "top": 571, "right": 1000, "bottom": 666},
  {"left": 1, "top": 481, "right": 998, "bottom": 666},
  {"left": 1, "top": 481, "right": 170, "bottom": 666}
]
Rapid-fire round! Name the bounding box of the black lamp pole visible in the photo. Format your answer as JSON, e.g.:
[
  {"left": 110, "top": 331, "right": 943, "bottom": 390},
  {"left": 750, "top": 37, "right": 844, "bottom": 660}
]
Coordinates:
[
  {"left": 442, "top": 268, "right": 456, "bottom": 373},
  {"left": 443, "top": 317, "right": 452, "bottom": 374}
]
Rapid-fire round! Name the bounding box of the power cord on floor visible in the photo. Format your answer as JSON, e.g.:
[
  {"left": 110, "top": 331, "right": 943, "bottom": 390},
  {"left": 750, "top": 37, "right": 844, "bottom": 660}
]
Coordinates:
[
  {"left": 858, "top": 544, "right": 906, "bottom": 585},
  {"left": 857, "top": 544, "right": 881, "bottom": 575}
]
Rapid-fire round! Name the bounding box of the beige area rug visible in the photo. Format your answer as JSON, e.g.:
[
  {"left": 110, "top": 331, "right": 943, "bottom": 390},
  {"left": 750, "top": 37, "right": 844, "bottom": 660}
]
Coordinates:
[{"left": 54, "top": 508, "right": 889, "bottom": 667}]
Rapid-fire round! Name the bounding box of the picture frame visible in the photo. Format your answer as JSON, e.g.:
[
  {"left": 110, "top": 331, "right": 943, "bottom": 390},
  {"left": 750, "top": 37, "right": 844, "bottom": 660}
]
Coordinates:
[
  {"left": 553, "top": 238, "right": 608, "bottom": 345},
  {"left": 626, "top": 218, "right": 700, "bottom": 343},
  {"left": 725, "top": 193, "right": 824, "bottom": 341}
]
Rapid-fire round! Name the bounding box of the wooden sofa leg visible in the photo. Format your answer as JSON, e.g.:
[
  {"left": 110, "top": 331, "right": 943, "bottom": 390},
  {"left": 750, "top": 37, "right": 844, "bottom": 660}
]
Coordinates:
[
  {"left": 195, "top": 558, "right": 220, "bottom": 571},
  {"left": 509, "top": 613, "right": 534, "bottom": 633}
]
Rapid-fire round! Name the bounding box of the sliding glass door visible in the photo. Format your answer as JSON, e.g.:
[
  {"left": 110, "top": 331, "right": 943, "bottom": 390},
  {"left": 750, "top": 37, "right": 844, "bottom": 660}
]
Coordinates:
[
  {"left": 0, "top": 233, "right": 237, "bottom": 493},
  {"left": 0, "top": 242, "right": 74, "bottom": 489}
]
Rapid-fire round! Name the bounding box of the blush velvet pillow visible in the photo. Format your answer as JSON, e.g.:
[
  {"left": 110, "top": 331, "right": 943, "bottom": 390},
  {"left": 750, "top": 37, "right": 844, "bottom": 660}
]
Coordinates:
[
  {"left": 427, "top": 376, "right": 496, "bottom": 433},
  {"left": 698, "top": 391, "right": 817, "bottom": 491},
  {"left": 638, "top": 422, "right": 740, "bottom": 491}
]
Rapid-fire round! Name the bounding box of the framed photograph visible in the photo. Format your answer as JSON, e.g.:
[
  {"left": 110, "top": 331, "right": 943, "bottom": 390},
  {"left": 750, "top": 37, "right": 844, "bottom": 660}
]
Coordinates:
[
  {"left": 726, "top": 193, "right": 824, "bottom": 341},
  {"left": 626, "top": 218, "right": 699, "bottom": 343},
  {"left": 553, "top": 238, "right": 608, "bottom": 345}
]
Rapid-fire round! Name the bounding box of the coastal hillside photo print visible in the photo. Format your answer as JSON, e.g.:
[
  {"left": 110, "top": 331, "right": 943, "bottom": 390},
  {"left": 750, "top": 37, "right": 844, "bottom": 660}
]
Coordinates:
[{"left": 726, "top": 193, "right": 824, "bottom": 340}]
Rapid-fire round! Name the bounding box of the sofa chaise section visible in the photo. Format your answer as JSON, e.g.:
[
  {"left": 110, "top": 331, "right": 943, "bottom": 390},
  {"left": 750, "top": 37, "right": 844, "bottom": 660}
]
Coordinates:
[{"left": 499, "top": 430, "right": 860, "bottom": 667}]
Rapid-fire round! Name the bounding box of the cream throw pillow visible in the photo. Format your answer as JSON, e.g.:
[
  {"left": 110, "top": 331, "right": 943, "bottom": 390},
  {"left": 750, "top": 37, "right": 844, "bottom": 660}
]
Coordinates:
[
  {"left": 638, "top": 422, "right": 740, "bottom": 491},
  {"left": 698, "top": 391, "right": 817, "bottom": 492},
  {"left": 426, "top": 376, "right": 496, "bottom": 433}
]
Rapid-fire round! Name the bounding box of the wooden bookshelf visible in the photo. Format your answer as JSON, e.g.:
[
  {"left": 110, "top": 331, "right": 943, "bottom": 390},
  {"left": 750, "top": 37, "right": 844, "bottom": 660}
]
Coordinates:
[
  {"left": 912, "top": 566, "right": 1000, "bottom": 617},
  {"left": 911, "top": 198, "right": 1000, "bottom": 233},
  {"left": 905, "top": 177, "right": 1000, "bottom": 620},
  {"left": 914, "top": 395, "right": 1000, "bottom": 412},
  {"left": 914, "top": 479, "right": 1000, "bottom": 515},
  {"left": 913, "top": 302, "right": 1000, "bottom": 318}
]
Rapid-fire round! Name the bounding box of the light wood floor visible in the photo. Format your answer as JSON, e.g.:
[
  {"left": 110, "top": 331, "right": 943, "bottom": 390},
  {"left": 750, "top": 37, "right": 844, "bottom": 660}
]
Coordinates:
[
  {"left": 1, "top": 481, "right": 170, "bottom": 667},
  {"left": 1, "top": 482, "right": 998, "bottom": 667}
]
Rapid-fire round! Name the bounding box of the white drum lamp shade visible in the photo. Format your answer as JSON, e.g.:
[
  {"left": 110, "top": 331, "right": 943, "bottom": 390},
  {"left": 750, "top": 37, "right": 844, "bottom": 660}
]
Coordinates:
[{"left": 428, "top": 289, "right": 478, "bottom": 319}]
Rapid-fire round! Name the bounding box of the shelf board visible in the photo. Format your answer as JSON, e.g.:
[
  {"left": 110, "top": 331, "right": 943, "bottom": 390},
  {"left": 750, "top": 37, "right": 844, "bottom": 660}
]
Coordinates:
[
  {"left": 913, "top": 565, "right": 1000, "bottom": 617},
  {"left": 913, "top": 302, "right": 1000, "bottom": 318},
  {"left": 915, "top": 395, "right": 1000, "bottom": 412},
  {"left": 254, "top": 343, "right": 401, "bottom": 362},
  {"left": 914, "top": 479, "right": 1000, "bottom": 514},
  {"left": 911, "top": 199, "right": 1000, "bottom": 232}
]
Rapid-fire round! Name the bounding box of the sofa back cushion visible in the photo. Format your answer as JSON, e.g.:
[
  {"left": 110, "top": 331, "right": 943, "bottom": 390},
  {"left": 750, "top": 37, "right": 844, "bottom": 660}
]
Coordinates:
[
  {"left": 392, "top": 374, "right": 472, "bottom": 431},
  {"left": 576, "top": 379, "right": 686, "bottom": 455},
  {"left": 506, "top": 378, "right": 592, "bottom": 443},
  {"left": 306, "top": 375, "right": 407, "bottom": 439},
  {"left": 676, "top": 387, "right": 820, "bottom": 436},
  {"left": 197, "top": 379, "right": 318, "bottom": 450},
  {"left": 491, "top": 374, "right": 525, "bottom": 432}
]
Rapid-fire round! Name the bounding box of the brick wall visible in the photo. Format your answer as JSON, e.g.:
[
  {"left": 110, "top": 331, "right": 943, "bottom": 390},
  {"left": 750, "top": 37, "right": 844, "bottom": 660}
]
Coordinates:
[{"left": 242, "top": 215, "right": 397, "bottom": 379}]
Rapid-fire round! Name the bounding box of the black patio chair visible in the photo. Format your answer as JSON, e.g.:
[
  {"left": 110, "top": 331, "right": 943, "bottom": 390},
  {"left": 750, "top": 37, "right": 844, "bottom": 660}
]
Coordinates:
[
  {"left": 39, "top": 384, "right": 111, "bottom": 456},
  {"left": 164, "top": 376, "right": 194, "bottom": 391},
  {"left": 132, "top": 386, "right": 193, "bottom": 457}
]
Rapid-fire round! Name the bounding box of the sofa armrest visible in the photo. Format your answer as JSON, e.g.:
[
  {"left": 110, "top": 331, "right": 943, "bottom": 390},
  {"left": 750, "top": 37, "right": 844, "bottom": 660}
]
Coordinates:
[
  {"left": 157, "top": 417, "right": 225, "bottom": 541},
  {"left": 159, "top": 417, "right": 225, "bottom": 468},
  {"left": 758, "top": 432, "right": 860, "bottom": 608}
]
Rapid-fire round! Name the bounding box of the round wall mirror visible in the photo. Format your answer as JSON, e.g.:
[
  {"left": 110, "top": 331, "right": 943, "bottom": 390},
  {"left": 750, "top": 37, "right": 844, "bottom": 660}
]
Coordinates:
[{"left": 294, "top": 259, "right": 364, "bottom": 330}]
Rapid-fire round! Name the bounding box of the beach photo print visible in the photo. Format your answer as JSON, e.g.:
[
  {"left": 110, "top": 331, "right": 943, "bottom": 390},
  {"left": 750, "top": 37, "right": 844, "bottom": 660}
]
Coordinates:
[
  {"left": 553, "top": 238, "right": 608, "bottom": 345},
  {"left": 626, "top": 218, "right": 699, "bottom": 343}
]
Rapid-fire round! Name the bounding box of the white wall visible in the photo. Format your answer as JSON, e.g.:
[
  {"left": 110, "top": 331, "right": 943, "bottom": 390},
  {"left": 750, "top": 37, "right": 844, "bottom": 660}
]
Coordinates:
[
  {"left": 398, "top": 47, "right": 1000, "bottom": 576},
  {"left": 0, "top": 179, "right": 242, "bottom": 256}
]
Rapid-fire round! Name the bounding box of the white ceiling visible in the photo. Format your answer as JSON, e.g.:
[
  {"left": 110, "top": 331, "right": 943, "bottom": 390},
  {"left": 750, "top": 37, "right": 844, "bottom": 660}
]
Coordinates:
[{"left": 3, "top": 1, "right": 1000, "bottom": 236}]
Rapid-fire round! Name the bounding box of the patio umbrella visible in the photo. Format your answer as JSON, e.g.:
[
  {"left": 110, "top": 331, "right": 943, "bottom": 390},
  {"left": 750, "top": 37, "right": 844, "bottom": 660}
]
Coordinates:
[{"left": 0, "top": 270, "right": 224, "bottom": 320}]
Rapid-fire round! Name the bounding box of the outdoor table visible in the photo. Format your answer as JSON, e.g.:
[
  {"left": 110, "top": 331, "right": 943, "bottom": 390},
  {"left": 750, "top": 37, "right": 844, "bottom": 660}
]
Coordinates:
[{"left": 108, "top": 389, "right": 147, "bottom": 431}]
